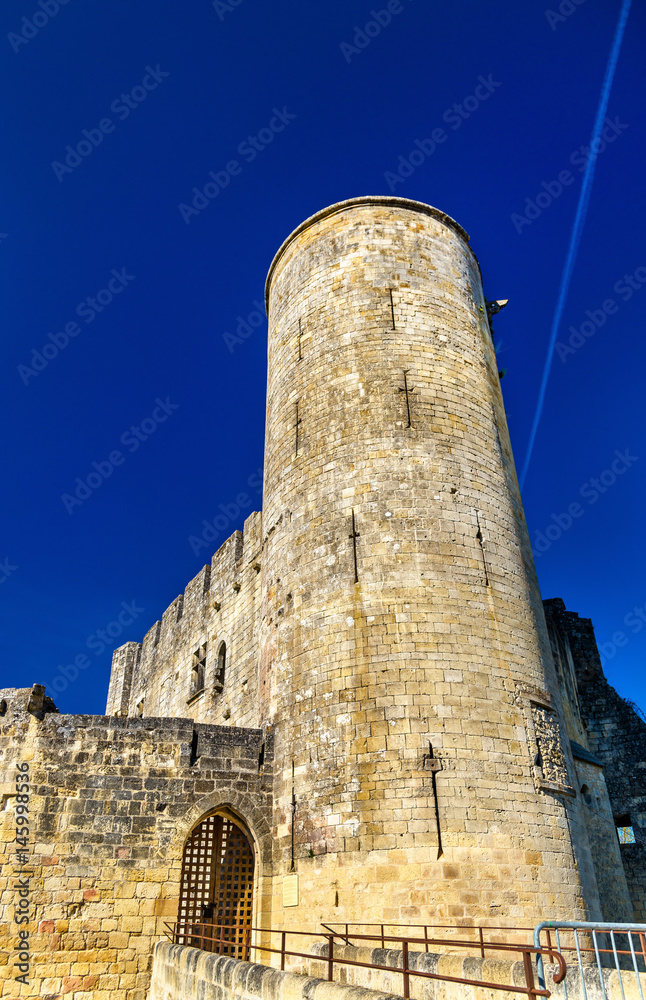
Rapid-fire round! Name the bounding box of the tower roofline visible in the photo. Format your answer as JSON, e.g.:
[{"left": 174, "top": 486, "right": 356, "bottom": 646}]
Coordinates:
[{"left": 264, "top": 196, "right": 476, "bottom": 311}]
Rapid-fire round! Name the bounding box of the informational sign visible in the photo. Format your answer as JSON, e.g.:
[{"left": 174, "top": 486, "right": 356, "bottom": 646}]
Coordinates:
[{"left": 282, "top": 873, "right": 299, "bottom": 907}]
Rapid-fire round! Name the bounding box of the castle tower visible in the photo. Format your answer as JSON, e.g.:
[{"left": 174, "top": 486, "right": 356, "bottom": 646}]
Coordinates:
[{"left": 260, "top": 197, "right": 602, "bottom": 925}]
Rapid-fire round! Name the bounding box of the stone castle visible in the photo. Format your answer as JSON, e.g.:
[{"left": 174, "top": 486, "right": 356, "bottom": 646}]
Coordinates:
[{"left": 1, "top": 197, "right": 644, "bottom": 1000}]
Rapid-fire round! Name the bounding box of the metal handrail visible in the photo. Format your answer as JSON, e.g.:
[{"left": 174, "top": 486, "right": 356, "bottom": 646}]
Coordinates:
[
  {"left": 165, "top": 921, "right": 566, "bottom": 999},
  {"left": 166, "top": 920, "right": 252, "bottom": 960},
  {"left": 322, "top": 921, "right": 536, "bottom": 955}
]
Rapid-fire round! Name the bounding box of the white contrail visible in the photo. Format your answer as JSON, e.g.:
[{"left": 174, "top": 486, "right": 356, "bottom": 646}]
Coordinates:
[{"left": 519, "top": 0, "right": 632, "bottom": 490}]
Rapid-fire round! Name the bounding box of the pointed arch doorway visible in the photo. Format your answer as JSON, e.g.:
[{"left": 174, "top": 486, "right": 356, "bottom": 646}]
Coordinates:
[{"left": 178, "top": 811, "right": 254, "bottom": 958}]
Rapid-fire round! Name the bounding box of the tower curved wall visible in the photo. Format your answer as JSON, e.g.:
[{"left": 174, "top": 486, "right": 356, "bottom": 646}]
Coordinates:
[{"left": 261, "top": 197, "right": 601, "bottom": 924}]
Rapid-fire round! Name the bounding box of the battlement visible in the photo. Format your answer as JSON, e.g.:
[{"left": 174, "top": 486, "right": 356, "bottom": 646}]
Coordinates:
[
  {"left": 0, "top": 684, "right": 59, "bottom": 723},
  {"left": 106, "top": 510, "right": 263, "bottom": 728},
  {"left": 543, "top": 597, "right": 604, "bottom": 684}
]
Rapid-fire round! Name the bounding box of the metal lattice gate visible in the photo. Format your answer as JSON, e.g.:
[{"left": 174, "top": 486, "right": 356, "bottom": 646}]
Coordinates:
[{"left": 178, "top": 813, "right": 254, "bottom": 957}]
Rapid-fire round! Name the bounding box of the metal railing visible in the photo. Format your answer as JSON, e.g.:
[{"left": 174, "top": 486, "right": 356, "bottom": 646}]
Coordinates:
[
  {"left": 322, "top": 921, "right": 535, "bottom": 954},
  {"left": 165, "top": 921, "right": 566, "bottom": 999},
  {"left": 165, "top": 921, "right": 252, "bottom": 960},
  {"left": 534, "top": 921, "right": 646, "bottom": 1000}
]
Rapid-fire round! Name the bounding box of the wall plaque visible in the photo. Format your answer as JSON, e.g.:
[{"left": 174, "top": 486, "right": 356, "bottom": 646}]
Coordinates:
[{"left": 283, "top": 873, "right": 299, "bottom": 907}]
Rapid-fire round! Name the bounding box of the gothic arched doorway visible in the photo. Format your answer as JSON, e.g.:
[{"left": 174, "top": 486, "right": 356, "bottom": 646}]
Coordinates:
[{"left": 177, "top": 811, "right": 254, "bottom": 958}]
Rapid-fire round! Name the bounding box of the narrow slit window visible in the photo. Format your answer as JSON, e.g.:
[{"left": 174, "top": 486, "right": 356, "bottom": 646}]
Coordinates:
[
  {"left": 388, "top": 288, "right": 396, "bottom": 329},
  {"left": 214, "top": 642, "right": 226, "bottom": 695},
  {"left": 294, "top": 402, "right": 302, "bottom": 455}
]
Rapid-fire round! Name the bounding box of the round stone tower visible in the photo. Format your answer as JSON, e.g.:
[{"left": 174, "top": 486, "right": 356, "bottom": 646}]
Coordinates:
[{"left": 260, "top": 197, "right": 601, "bottom": 926}]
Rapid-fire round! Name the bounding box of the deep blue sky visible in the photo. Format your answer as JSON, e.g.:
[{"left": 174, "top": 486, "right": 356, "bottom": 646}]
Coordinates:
[{"left": 1, "top": 0, "right": 644, "bottom": 716}]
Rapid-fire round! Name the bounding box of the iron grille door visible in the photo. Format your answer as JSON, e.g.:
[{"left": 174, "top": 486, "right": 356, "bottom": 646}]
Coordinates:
[
  {"left": 213, "top": 818, "right": 254, "bottom": 957},
  {"left": 178, "top": 813, "right": 254, "bottom": 957}
]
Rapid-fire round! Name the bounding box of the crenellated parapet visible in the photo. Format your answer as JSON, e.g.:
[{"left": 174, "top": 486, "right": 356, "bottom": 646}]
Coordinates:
[{"left": 106, "top": 510, "right": 263, "bottom": 728}]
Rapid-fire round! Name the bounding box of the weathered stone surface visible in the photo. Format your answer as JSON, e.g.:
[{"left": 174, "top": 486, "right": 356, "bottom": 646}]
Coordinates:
[
  {"left": 149, "top": 942, "right": 403, "bottom": 1000},
  {"left": 258, "top": 197, "right": 603, "bottom": 925},
  {"left": 306, "top": 941, "right": 646, "bottom": 1000},
  {"left": 105, "top": 519, "right": 263, "bottom": 730},
  {"left": 544, "top": 598, "right": 646, "bottom": 920},
  {"left": 0, "top": 691, "right": 272, "bottom": 1000}
]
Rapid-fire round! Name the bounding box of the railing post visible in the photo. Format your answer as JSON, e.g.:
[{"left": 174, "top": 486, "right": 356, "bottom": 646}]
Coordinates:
[
  {"left": 522, "top": 948, "right": 537, "bottom": 998},
  {"left": 402, "top": 939, "right": 410, "bottom": 1000},
  {"left": 479, "top": 926, "right": 485, "bottom": 959},
  {"left": 327, "top": 935, "right": 334, "bottom": 982},
  {"left": 381, "top": 924, "right": 385, "bottom": 949},
  {"left": 640, "top": 933, "right": 646, "bottom": 973},
  {"left": 281, "top": 930, "right": 286, "bottom": 972},
  {"left": 425, "top": 925, "right": 429, "bottom": 953}
]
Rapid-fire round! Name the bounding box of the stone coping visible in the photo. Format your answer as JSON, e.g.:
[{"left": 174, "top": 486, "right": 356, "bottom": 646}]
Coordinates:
[
  {"left": 264, "top": 196, "right": 476, "bottom": 311},
  {"left": 150, "top": 941, "right": 403, "bottom": 1000}
]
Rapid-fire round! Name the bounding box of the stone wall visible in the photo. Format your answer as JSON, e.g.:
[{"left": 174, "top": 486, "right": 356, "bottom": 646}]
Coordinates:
[
  {"left": 571, "top": 753, "right": 633, "bottom": 922},
  {"left": 150, "top": 939, "right": 646, "bottom": 1000},
  {"left": 543, "top": 602, "right": 587, "bottom": 746},
  {"left": 107, "top": 511, "right": 263, "bottom": 730},
  {"left": 305, "top": 942, "right": 646, "bottom": 1000},
  {"left": 544, "top": 599, "right": 646, "bottom": 921},
  {"left": 149, "top": 942, "right": 401, "bottom": 1000},
  {"left": 0, "top": 687, "right": 273, "bottom": 1000}
]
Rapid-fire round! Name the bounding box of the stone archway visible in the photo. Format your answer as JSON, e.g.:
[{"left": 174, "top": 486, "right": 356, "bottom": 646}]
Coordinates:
[{"left": 177, "top": 810, "right": 255, "bottom": 958}]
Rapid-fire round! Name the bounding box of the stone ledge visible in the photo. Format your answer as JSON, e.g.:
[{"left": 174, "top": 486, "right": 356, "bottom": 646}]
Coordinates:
[
  {"left": 307, "top": 942, "right": 646, "bottom": 1000},
  {"left": 150, "top": 941, "right": 403, "bottom": 1000}
]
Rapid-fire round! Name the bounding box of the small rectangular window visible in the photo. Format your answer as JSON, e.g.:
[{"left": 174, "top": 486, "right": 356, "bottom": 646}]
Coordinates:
[
  {"left": 189, "top": 643, "right": 207, "bottom": 700},
  {"left": 615, "top": 813, "right": 637, "bottom": 844}
]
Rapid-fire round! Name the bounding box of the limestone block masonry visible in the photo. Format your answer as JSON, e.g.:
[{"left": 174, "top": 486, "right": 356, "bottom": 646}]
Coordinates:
[
  {"left": 544, "top": 598, "right": 646, "bottom": 921},
  {"left": 150, "top": 943, "right": 402, "bottom": 1000},
  {"left": 105, "top": 512, "right": 264, "bottom": 729},
  {"left": 0, "top": 687, "right": 273, "bottom": 1000},
  {"left": 260, "top": 198, "right": 602, "bottom": 924}
]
